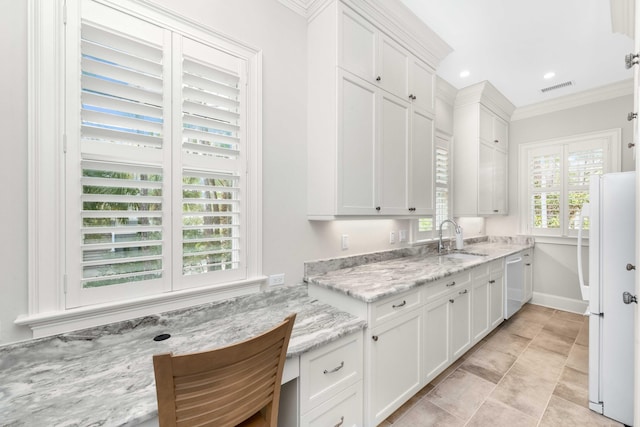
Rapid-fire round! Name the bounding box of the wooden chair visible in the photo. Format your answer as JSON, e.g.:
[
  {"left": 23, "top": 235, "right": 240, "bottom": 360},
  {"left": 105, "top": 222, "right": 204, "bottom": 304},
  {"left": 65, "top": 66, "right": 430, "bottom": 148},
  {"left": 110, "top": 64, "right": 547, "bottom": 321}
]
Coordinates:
[{"left": 153, "top": 313, "right": 296, "bottom": 427}]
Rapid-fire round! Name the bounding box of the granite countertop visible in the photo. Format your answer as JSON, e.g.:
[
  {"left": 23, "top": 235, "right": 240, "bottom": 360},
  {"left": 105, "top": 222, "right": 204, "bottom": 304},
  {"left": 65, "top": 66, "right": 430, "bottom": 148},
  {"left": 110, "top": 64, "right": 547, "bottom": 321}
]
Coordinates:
[
  {"left": 306, "top": 239, "right": 534, "bottom": 303},
  {"left": 0, "top": 285, "right": 366, "bottom": 427}
]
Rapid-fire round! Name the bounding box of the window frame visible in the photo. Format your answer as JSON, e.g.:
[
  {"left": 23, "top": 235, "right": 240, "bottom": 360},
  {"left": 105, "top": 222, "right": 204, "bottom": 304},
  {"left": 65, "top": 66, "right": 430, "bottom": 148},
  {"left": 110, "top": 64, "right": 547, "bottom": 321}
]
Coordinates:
[
  {"left": 21, "top": 0, "right": 263, "bottom": 337},
  {"left": 518, "top": 128, "right": 621, "bottom": 239}
]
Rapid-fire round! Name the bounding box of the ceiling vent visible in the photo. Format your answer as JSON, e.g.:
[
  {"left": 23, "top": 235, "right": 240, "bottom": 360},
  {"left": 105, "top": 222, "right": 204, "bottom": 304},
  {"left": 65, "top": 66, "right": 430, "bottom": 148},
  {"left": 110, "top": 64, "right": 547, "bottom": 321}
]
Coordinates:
[{"left": 541, "top": 81, "right": 574, "bottom": 93}]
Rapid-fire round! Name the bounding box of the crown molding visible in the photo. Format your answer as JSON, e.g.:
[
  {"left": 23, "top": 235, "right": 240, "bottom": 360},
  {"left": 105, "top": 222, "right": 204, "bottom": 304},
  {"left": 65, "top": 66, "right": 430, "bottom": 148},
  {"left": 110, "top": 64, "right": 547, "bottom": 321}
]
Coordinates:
[
  {"left": 511, "top": 78, "right": 634, "bottom": 121},
  {"left": 436, "top": 76, "right": 457, "bottom": 106},
  {"left": 277, "top": 0, "right": 324, "bottom": 18},
  {"left": 454, "top": 80, "right": 516, "bottom": 121}
]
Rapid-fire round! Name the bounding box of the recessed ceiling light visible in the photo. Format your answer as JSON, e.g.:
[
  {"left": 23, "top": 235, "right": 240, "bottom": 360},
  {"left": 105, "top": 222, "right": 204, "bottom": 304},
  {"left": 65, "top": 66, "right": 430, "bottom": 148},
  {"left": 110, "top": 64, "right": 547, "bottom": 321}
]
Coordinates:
[
  {"left": 543, "top": 71, "right": 556, "bottom": 79},
  {"left": 459, "top": 70, "right": 470, "bottom": 78}
]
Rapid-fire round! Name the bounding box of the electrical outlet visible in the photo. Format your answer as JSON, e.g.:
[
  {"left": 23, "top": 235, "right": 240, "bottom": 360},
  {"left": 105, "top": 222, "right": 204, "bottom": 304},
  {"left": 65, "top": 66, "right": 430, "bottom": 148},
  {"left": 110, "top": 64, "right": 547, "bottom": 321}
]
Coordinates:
[
  {"left": 268, "top": 273, "right": 285, "bottom": 286},
  {"left": 341, "top": 234, "right": 349, "bottom": 250},
  {"left": 399, "top": 229, "right": 407, "bottom": 242},
  {"left": 389, "top": 231, "right": 396, "bottom": 244}
]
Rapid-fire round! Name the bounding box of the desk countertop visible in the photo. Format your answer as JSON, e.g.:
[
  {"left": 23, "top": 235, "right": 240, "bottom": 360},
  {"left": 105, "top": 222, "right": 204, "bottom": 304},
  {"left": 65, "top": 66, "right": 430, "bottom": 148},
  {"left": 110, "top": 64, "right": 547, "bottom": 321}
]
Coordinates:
[{"left": 0, "top": 285, "right": 366, "bottom": 427}]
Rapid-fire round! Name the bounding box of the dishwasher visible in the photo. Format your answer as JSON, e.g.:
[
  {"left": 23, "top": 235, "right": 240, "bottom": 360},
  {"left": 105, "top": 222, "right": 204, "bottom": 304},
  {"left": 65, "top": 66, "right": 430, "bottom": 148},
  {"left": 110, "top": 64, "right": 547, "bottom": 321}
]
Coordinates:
[{"left": 504, "top": 253, "right": 524, "bottom": 319}]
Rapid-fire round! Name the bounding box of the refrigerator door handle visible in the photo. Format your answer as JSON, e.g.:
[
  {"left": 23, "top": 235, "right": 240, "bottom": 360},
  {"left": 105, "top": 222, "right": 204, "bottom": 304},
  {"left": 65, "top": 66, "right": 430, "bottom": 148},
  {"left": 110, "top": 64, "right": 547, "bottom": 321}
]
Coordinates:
[{"left": 577, "top": 202, "right": 590, "bottom": 301}]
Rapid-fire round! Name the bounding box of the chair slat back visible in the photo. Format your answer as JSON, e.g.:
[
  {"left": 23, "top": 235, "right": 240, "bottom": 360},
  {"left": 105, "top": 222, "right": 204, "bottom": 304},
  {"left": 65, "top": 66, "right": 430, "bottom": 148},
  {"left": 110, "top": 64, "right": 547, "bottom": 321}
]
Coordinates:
[{"left": 153, "top": 313, "right": 296, "bottom": 427}]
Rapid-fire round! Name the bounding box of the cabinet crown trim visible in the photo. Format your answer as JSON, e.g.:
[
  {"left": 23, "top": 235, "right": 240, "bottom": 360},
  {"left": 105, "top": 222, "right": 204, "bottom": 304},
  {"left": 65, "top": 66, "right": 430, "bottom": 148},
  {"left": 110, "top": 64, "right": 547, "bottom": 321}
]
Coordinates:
[{"left": 454, "top": 81, "right": 515, "bottom": 121}]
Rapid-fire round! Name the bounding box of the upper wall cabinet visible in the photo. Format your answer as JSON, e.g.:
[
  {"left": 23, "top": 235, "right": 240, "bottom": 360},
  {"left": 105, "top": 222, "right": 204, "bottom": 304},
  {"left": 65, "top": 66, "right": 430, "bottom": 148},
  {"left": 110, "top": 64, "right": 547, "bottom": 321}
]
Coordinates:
[
  {"left": 307, "top": 0, "right": 450, "bottom": 219},
  {"left": 453, "top": 81, "right": 515, "bottom": 217}
]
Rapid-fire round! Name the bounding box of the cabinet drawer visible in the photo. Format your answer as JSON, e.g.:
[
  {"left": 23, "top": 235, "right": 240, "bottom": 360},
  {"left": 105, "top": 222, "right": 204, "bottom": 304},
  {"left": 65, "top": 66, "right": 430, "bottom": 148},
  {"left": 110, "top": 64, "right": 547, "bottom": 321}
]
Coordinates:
[
  {"left": 300, "top": 382, "right": 363, "bottom": 427},
  {"left": 370, "top": 288, "right": 422, "bottom": 327},
  {"left": 489, "top": 259, "right": 504, "bottom": 275},
  {"left": 425, "top": 271, "right": 471, "bottom": 302},
  {"left": 300, "top": 331, "right": 363, "bottom": 414}
]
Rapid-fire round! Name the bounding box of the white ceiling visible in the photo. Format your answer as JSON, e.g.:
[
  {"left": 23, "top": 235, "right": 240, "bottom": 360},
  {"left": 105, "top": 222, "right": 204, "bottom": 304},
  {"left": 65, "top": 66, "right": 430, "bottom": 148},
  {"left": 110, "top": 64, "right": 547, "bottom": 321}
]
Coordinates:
[{"left": 400, "top": 0, "right": 635, "bottom": 107}]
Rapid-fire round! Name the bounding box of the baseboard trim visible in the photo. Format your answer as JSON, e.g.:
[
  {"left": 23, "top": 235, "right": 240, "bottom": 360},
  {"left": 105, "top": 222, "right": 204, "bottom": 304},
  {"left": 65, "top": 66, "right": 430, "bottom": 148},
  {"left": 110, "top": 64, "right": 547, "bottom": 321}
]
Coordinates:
[{"left": 530, "top": 292, "right": 589, "bottom": 315}]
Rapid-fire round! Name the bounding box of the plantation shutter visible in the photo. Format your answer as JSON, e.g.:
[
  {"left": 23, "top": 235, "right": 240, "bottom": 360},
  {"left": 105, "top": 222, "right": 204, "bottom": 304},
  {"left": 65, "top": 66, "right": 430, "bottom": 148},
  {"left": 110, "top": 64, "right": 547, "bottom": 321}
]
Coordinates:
[
  {"left": 566, "top": 142, "right": 604, "bottom": 232},
  {"left": 67, "top": 2, "right": 172, "bottom": 307},
  {"left": 434, "top": 139, "right": 450, "bottom": 230},
  {"left": 175, "top": 36, "right": 246, "bottom": 288},
  {"left": 528, "top": 147, "right": 561, "bottom": 234}
]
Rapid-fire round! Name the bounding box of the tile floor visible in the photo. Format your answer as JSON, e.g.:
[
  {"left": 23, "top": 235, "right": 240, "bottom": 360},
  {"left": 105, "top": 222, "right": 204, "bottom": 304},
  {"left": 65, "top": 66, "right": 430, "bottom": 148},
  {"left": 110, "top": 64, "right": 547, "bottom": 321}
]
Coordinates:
[{"left": 378, "top": 303, "right": 624, "bottom": 427}]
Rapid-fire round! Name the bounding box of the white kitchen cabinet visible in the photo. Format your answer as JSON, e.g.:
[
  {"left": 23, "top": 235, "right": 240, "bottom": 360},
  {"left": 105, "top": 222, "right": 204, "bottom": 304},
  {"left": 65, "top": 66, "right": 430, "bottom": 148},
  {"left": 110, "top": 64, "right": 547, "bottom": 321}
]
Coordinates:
[
  {"left": 523, "top": 249, "right": 533, "bottom": 303},
  {"left": 424, "top": 272, "right": 471, "bottom": 383},
  {"left": 471, "top": 259, "right": 505, "bottom": 343},
  {"left": 299, "top": 331, "right": 364, "bottom": 426},
  {"left": 489, "top": 260, "right": 505, "bottom": 329},
  {"left": 471, "top": 267, "right": 490, "bottom": 342},
  {"left": 369, "top": 308, "right": 423, "bottom": 426},
  {"left": 453, "top": 81, "right": 514, "bottom": 217},
  {"left": 307, "top": 0, "right": 446, "bottom": 219}
]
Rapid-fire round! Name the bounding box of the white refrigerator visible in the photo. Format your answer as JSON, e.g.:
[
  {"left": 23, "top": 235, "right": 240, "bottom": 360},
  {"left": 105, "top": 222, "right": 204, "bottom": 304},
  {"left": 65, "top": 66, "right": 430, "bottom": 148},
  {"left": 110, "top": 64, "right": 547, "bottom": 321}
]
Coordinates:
[{"left": 578, "top": 171, "right": 635, "bottom": 426}]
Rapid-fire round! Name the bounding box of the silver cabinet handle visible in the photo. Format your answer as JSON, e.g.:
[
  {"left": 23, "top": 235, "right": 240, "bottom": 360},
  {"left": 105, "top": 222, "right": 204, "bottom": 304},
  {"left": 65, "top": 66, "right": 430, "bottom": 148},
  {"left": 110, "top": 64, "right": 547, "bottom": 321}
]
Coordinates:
[
  {"left": 323, "top": 361, "right": 344, "bottom": 374},
  {"left": 376, "top": 76, "right": 381, "bottom": 81},
  {"left": 334, "top": 416, "right": 345, "bottom": 427},
  {"left": 372, "top": 335, "right": 378, "bottom": 341},
  {"left": 446, "top": 281, "right": 456, "bottom": 287},
  {"left": 628, "top": 112, "right": 638, "bottom": 121},
  {"left": 627, "top": 263, "right": 636, "bottom": 271},
  {"left": 392, "top": 300, "right": 407, "bottom": 308},
  {"left": 459, "top": 289, "right": 468, "bottom": 295},
  {"left": 629, "top": 142, "right": 636, "bottom": 149},
  {"left": 449, "top": 298, "right": 455, "bottom": 303},
  {"left": 489, "top": 279, "right": 496, "bottom": 284},
  {"left": 525, "top": 263, "right": 531, "bottom": 266}
]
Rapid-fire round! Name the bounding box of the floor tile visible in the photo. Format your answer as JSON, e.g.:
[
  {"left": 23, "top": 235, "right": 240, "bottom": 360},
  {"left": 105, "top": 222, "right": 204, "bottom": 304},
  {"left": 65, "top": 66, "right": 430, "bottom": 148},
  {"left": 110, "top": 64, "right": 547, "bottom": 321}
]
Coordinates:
[
  {"left": 553, "top": 366, "right": 589, "bottom": 407},
  {"left": 501, "top": 316, "right": 544, "bottom": 339},
  {"left": 428, "top": 357, "right": 464, "bottom": 387},
  {"left": 466, "top": 397, "right": 538, "bottom": 427},
  {"left": 517, "top": 344, "right": 568, "bottom": 380},
  {"left": 551, "top": 310, "right": 586, "bottom": 323},
  {"left": 542, "top": 317, "right": 582, "bottom": 340},
  {"left": 490, "top": 360, "right": 558, "bottom": 419},
  {"left": 460, "top": 345, "right": 516, "bottom": 384},
  {"left": 539, "top": 395, "right": 624, "bottom": 427},
  {"left": 392, "top": 399, "right": 464, "bottom": 427},
  {"left": 575, "top": 317, "right": 589, "bottom": 346},
  {"left": 483, "top": 329, "right": 531, "bottom": 358},
  {"left": 566, "top": 343, "right": 588, "bottom": 374},
  {"left": 529, "top": 328, "right": 575, "bottom": 356},
  {"left": 426, "top": 369, "right": 496, "bottom": 421}
]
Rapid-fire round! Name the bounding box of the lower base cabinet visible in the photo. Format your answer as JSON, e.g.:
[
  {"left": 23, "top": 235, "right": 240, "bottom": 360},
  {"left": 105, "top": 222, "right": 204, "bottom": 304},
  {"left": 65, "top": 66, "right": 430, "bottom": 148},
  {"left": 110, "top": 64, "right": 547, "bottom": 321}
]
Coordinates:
[
  {"left": 300, "top": 383, "right": 363, "bottom": 427},
  {"left": 368, "top": 308, "right": 423, "bottom": 426}
]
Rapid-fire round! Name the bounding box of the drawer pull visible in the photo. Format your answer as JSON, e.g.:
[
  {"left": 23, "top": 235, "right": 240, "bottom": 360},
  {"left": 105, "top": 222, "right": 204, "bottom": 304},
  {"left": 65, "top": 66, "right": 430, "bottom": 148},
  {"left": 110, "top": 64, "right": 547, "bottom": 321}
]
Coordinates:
[
  {"left": 323, "top": 361, "right": 344, "bottom": 374},
  {"left": 446, "top": 281, "right": 456, "bottom": 287},
  {"left": 334, "top": 416, "right": 344, "bottom": 427},
  {"left": 525, "top": 263, "right": 531, "bottom": 266},
  {"left": 449, "top": 298, "right": 455, "bottom": 303},
  {"left": 489, "top": 280, "right": 496, "bottom": 284},
  {"left": 372, "top": 335, "right": 379, "bottom": 341},
  {"left": 459, "top": 289, "right": 468, "bottom": 295},
  {"left": 392, "top": 300, "right": 407, "bottom": 308}
]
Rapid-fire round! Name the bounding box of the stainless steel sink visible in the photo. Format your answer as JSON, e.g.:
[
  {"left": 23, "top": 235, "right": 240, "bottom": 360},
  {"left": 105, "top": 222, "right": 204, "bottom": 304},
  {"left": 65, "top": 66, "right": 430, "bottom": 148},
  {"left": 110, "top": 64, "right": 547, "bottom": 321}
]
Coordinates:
[{"left": 441, "top": 252, "right": 487, "bottom": 260}]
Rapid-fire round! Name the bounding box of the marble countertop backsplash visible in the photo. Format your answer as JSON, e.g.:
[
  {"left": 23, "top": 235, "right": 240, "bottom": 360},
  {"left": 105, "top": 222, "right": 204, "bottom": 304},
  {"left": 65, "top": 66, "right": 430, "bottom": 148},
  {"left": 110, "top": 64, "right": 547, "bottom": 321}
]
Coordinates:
[
  {"left": 0, "top": 284, "right": 366, "bottom": 427},
  {"left": 305, "top": 236, "right": 534, "bottom": 302}
]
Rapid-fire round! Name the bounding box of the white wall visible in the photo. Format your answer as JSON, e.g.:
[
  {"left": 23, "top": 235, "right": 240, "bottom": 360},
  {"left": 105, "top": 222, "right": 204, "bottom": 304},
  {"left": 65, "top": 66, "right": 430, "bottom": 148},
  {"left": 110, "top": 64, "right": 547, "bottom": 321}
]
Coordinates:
[
  {"left": 0, "top": 0, "right": 414, "bottom": 345},
  {"left": 487, "top": 94, "right": 635, "bottom": 311}
]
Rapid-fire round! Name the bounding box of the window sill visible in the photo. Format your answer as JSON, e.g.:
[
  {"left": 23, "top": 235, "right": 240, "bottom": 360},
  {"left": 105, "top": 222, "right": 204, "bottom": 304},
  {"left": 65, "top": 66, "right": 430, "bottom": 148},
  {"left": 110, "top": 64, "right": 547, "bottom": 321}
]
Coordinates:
[
  {"left": 15, "top": 276, "right": 266, "bottom": 339},
  {"left": 529, "top": 235, "right": 587, "bottom": 246}
]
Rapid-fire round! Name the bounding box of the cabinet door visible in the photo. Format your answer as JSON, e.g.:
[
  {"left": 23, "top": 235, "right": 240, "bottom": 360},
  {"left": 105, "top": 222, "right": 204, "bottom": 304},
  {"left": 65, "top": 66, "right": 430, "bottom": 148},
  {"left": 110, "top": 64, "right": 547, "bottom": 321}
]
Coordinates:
[
  {"left": 471, "top": 275, "right": 489, "bottom": 342},
  {"left": 339, "top": 6, "right": 376, "bottom": 83},
  {"left": 337, "top": 71, "right": 377, "bottom": 214},
  {"left": 409, "top": 108, "right": 434, "bottom": 215},
  {"left": 450, "top": 287, "right": 471, "bottom": 360},
  {"left": 479, "top": 106, "right": 493, "bottom": 143},
  {"left": 489, "top": 269, "right": 505, "bottom": 328},
  {"left": 300, "top": 383, "right": 363, "bottom": 427},
  {"left": 378, "top": 91, "right": 410, "bottom": 214},
  {"left": 379, "top": 35, "right": 409, "bottom": 98},
  {"left": 523, "top": 251, "right": 533, "bottom": 302},
  {"left": 409, "top": 57, "right": 435, "bottom": 113},
  {"left": 493, "top": 116, "right": 508, "bottom": 151},
  {"left": 494, "top": 148, "right": 507, "bottom": 214},
  {"left": 370, "top": 309, "right": 422, "bottom": 425},
  {"left": 478, "top": 142, "right": 494, "bottom": 214},
  {"left": 424, "top": 296, "right": 450, "bottom": 381}
]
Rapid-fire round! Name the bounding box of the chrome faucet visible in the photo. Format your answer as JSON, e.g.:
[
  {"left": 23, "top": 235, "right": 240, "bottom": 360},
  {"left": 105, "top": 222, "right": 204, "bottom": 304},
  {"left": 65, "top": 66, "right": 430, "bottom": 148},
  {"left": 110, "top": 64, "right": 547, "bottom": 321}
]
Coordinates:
[{"left": 438, "top": 219, "right": 461, "bottom": 253}]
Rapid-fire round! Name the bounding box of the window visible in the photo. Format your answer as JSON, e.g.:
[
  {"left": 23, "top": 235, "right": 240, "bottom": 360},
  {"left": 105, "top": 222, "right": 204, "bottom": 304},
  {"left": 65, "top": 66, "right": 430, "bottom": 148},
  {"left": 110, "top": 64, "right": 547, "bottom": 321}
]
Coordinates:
[
  {"left": 519, "top": 129, "right": 621, "bottom": 238},
  {"left": 414, "top": 132, "right": 451, "bottom": 241},
  {"left": 24, "top": 0, "right": 262, "bottom": 332}
]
